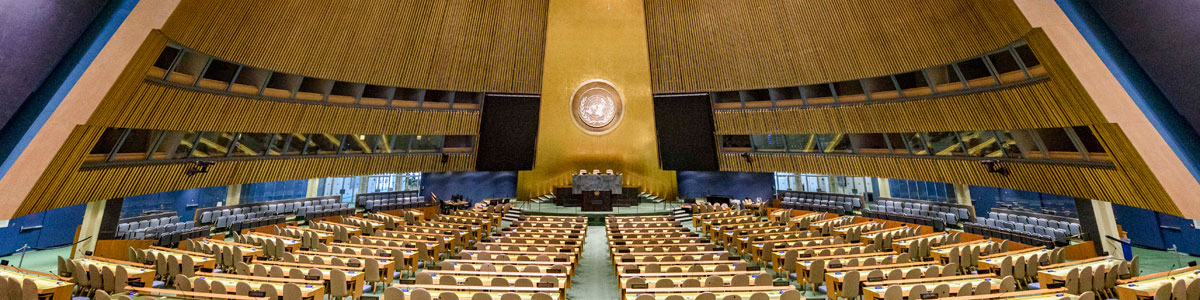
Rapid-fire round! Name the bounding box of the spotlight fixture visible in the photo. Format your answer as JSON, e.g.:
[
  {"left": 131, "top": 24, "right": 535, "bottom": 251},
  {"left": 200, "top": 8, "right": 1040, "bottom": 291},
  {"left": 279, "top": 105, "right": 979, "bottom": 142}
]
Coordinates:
[
  {"left": 980, "top": 159, "right": 1010, "bottom": 176},
  {"left": 186, "top": 160, "right": 216, "bottom": 176},
  {"left": 740, "top": 152, "right": 753, "bottom": 164}
]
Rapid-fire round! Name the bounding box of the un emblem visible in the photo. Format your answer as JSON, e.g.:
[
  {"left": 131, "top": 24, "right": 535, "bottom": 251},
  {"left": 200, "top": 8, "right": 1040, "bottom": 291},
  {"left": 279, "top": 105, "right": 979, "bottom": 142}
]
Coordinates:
[{"left": 570, "top": 79, "right": 624, "bottom": 135}]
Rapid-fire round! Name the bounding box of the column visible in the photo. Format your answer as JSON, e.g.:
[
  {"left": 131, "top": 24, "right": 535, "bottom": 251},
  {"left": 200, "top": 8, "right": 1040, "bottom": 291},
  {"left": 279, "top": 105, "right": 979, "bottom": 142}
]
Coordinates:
[
  {"left": 954, "top": 184, "right": 972, "bottom": 206},
  {"left": 225, "top": 184, "right": 242, "bottom": 206},
  {"left": 1089, "top": 200, "right": 1123, "bottom": 256},
  {"left": 74, "top": 200, "right": 107, "bottom": 259},
  {"left": 306, "top": 178, "right": 320, "bottom": 197},
  {"left": 875, "top": 178, "right": 892, "bottom": 198}
]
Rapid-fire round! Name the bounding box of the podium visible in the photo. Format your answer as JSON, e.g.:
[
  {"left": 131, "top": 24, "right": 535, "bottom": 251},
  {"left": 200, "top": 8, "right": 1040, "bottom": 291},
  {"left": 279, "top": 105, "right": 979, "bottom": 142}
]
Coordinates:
[{"left": 572, "top": 173, "right": 621, "bottom": 212}]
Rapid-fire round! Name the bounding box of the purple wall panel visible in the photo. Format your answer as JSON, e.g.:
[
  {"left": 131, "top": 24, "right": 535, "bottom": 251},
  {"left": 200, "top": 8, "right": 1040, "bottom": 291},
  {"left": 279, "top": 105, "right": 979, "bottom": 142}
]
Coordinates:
[
  {"left": 1084, "top": 0, "right": 1200, "bottom": 134},
  {"left": 0, "top": 0, "right": 108, "bottom": 127}
]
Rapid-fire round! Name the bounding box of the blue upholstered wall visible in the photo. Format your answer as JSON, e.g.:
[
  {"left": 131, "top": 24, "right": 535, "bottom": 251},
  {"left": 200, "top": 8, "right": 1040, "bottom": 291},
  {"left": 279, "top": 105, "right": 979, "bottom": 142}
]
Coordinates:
[
  {"left": 967, "top": 186, "right": 1078, "bottom": 218},
  {"left": 240, "top": 179, "right": 308, "bottom": 203},
  {"left": 121, "top": 186, "right": 226, "bottom": 222},
  {"left": 676, "top": 171, "right": 775, "bottom": 201},
  {"left": 420, "top": 172, "right": 517, "bottom": 204},
  {"left": 1113, "top": 203, "right": 1200, "bottom": 255},
  {"left": 0, "top": 204, "right": 87, "bottom": 256}
]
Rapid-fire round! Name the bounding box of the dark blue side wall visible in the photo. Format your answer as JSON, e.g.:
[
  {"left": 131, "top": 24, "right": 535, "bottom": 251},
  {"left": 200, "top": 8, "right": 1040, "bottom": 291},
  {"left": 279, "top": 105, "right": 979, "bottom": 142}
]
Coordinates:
[
  {"left": 677, "top": 171, "right": 775, "bottom": 201},
  {"left": 121, "top": 186, "right": 226, "bottom": 222},
  {"left": 967, "top": 186, "right": 1078, "bottom": 218},
  {"left": 420, "top": 172, "right": 517, "bottom": 204},
  {"left": 1054, "top": 0, "right": 1200, "bottom": 185},
  {"left": 0, "top": 204, "right": 87, "bottom": 256},
  {"left": 240, "top": 180, "right": 308, "bottom": 204},
  {"left": 0, "top": 0, "right": 139, "bottom": 180},
  {"left": 1112, "top": 203, "right": 1200, "bottom": 255}
]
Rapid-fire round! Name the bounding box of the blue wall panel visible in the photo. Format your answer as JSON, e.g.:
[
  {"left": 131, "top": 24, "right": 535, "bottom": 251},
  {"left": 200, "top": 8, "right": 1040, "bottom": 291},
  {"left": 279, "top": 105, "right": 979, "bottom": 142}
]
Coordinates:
[
  {"left": 1112, "top": 203, "right": 1164, "bottom": 249},
  {"left": 677, "top": 171, "right": 775, "bottom": 201},
  {"left": 240, "top": 179, "right": 308, "bottom": 203},
  {"left": 0, "top": 203, "right": 86, "bottom": 256},
  {"left": 420, "top": 172, "right": 517, "bottom": 204},
  {"left": 122, "top": 186, "right": 226, "bottom": 222},
  {"left": 889, "top": 179, "right": 953, "bottom": 202},
  {"left": 968, "top": 186, "right": 1079, "bottom": 218}
]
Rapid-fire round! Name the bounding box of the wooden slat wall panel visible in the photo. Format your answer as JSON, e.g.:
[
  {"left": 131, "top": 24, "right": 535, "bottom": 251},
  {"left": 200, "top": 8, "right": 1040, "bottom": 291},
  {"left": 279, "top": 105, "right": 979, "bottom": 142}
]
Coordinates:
[
  {"left": 89, "top": 82, "right": 479, "bottom": 135},
  {"left": 15, "top": 126, "right": 476, "bottom": 217},
  {"left": 161, "top": 0, "right": 548, "bottom": 94},
  {"left": 644, "top": 0, "right": 1031, "bottom": 93},
  {"left": 719, "top": 146, "right": 1179, "bottom": 216},
  {"left": 712, "top": 80, "right": 1105, "bottom": 135}
]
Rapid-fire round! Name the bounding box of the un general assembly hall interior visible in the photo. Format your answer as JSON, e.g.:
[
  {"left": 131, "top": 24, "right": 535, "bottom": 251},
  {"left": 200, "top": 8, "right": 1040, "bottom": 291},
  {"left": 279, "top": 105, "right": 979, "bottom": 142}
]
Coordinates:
[{"left": 3, "top": 0, "right": 1200, "bottom": 299}]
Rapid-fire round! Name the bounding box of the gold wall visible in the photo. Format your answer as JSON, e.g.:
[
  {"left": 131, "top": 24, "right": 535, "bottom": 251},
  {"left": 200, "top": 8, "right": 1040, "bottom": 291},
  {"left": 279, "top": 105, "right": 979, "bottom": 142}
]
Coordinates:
[
  {"left": 162, "top": 0, "right": 549, "bottom": 93},
  {"left": 644, "top": 0, "right": 1031, "bottom": 93},
  {"left": 516, "top": 0, "right": 676, "bottom": 199}
]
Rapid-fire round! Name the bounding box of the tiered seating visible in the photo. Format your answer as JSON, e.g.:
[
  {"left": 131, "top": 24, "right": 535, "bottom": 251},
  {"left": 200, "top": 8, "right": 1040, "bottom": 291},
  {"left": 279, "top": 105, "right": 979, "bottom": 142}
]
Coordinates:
[
  {"left": 390, "top": 214, "right": 583, "bottom": 300},
  {"left": 608, "top": 214, "right": 802, "bottom": 299},
  {"left": 966, "top": 210, "right": 1080, "bottom": 247},
  {"left": 780, "top": 191, "right": 864, "bottom": 215},
  {"left": 868, "top": 198, "right": 970, "bottom": 228},
  {"left": 355, "top": 191, "right": 427, "bottom": 212}
]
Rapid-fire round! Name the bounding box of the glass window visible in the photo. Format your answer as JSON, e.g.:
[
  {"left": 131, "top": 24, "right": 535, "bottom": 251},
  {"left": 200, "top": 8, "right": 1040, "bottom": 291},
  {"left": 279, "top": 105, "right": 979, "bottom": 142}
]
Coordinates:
[
  {"left": 391, "top": 135, "right": 412, "bottom": 153},
  {"left": 340, "top": 134, "right": 366, "bottom": 154},
  {"left": 751, "top": 134, "right": 787, "bottom": 152},
  {"left": 883, "top": 133, "right": 907, "bottom": 154},
  {"left": 989, "top": 49, "right": 1025, "bottom": 82},
  {"left": 1014, "top": 44, "right": 1041, "bottom": 68},
  {"left": 363, "top": 135, "right": 391, "bottom": 153},
  {"left": 1033, "top": 128, "right": 1083, "bottom": 160},
  {"left": 927, "top": 65, "right": 965, "bottom": 93},
  {"left": 190, "top": 132, "right": 235, "bottom": 158},
  {"left": 721, "top": 135, "right": 752, "bottom": 151},
  {"left": 165, "top": 51, "right": 207, "bottom": 85},
  {"left": 360, "top": 85, "right": 394, "bottom": 107},
  {"left": 925, "top": 132, "right": 966, "bottom": 156},
  {"left": 995, "top": 130, "right": 1041, "bottom": 159},
  {"left": 230, "top": 66, "right": 269, "bottom": 95},
  {"left": 306, "top": 134, "right": 343, "bottom": 155},
  {"left": 802, "top": 84, "right": 835, "bottom": 105},
  {"left": 957, "top": 57, "right": 996, "bottom": 88},
  {"left": 265, "top": 133, "right": 287, "bottom": 156},
  {"left": 714, "top": 91, "right": 741, "bottom": 104},
  {"left": 443, "top": 136, "right": 475, "bottom": 152},
  {"left": 903, "top": 133, "right": 929, "bottom": 155},
  {"left": 864, "top": 76, "right": 900, "bottom": 101},
  {"left": 148, "top": 46, "right": 180, "bottom": 78},
  {"left": 423, "top": 90, "right": 452, "bottom": 109},
  {"left": 787, "top": 134, "right": 816, "bottom": 153},
  {"left": 113, "top": 129, "right": 164, "bottom": 161},
  {"left": 832, "top": 80, "right": 867, "bottom": 103},
  {"left": 262, "top": 72, "right": 301, "bottom": 99},
  {"left": 296, "top": 77, "right": 333, "bottom": 101},
  {"left": 815, "top": 134, "right": 851, "bottom": 154},
  {"left": 894, "top": 71, "right": 931, "bottom": 97},
  {"left": 410, "top": 135, "right": 444, "bottom": 152},
  {"left": 169, "top": 131, "right": 202, "bottom": 159},
  {"left": 328, "top": 82, "right": 363, "bottom": 105},
  {"left": 87, "top": 128, "right": 126, "bottom": 162},
  {"left": 959, "top": 131, "right": 1004, "bottom": 157},
  {"left": 278, "top": 134, "right": 309, "bottom": 156},
  {"left": 849, "top": 133, "right": 889, "bottom": 155},
  {"left": 231, "top": 133, "right": 272, "bottom": 156},
  {"left": 197, "top": 59, "right": 238, "bottom": 90},
  {"left": 151, "top": 131, "right": 190, "bottom": 160},
  {"left": 1070, "top": 126, "right": 1110, "bottom": 162}
]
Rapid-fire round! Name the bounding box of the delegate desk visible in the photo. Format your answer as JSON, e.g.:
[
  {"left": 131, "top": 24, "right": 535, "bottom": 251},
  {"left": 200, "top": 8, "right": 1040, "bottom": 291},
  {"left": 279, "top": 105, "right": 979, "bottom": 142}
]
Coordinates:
[
  {"left": 189, "top": 272, "right": 325, "bottom": 299},
  {"left": 617, "top": 271, "right": 770, "bottom": 289},
  {"left": 292, "top": 250, "right": 398, "bottom": 285},
  {"left": 1035, "top": 256, "right": 1123, "bottom": 287},
  {"left": 250, "top": 260, "right": 367, "bottom": 298},
  {"left": 391, "top": 285, "right": 562, "bottom": 300},
  {"left": 977, "top": 247, "right": 1048, "bottom": 273},
  {"left": 931, "top": 240, "right": 996, "bottom": 263},
  {"left": 0, "top": 265, "right": 74, "bottom": 300},
  {"left": 126, "top": 286, "right": 267, "bottom": 300},
  {"left": 421, "top": 269, "right": 571, "bottom": 288},
  {"left": 77, "top": 256, "right": 156, "bottom": 285},
  {"left": 147, "top": 246, "right": 217, "bottom": 269},
  {"left": 794, "top": 252, "right": 905, "bottom": 283},
  {"left": 1116, "top": 267, "right": 1200, "bottom": 300},
  {"left": 621, "top": 286, "right": 800, "bottom": 300},
  {"left": 861, "top": 275, "right": 1001, "bottom": 300},
  {"left": 823, "top": 262, "right": 939, "bottom": 296}
]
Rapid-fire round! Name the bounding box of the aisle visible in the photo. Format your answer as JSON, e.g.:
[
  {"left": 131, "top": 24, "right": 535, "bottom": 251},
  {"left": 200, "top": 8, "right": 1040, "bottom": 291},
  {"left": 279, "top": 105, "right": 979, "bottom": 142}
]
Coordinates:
[{"left": 566, "top": 226, "right": 619, "bottom": 300}]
